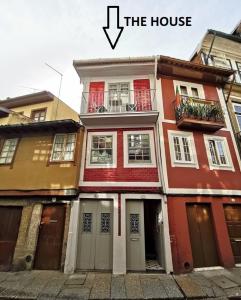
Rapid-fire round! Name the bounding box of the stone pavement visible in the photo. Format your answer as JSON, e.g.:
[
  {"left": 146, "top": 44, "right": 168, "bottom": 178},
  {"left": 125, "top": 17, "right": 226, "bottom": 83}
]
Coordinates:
[{"left": 1, "top": 268, "right": 241, "bottom": 299}]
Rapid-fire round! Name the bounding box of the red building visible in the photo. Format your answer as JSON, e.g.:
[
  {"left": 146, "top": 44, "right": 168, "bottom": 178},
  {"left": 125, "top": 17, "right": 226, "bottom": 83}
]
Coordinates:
[{"left": 157, "top": 56, "right": 241, "bottom": 273}]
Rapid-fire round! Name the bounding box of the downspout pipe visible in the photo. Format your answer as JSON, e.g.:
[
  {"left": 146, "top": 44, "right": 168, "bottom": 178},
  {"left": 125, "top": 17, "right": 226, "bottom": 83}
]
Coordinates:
[{"left": 206, "top": 32, "right": 217, "bottom": 63}]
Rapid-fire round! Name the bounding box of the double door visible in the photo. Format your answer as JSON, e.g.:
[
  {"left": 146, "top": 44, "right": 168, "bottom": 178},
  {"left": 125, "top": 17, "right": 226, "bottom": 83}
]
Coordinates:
[{"left": 77, "top": 200, "right": 113, "bottom": 270}]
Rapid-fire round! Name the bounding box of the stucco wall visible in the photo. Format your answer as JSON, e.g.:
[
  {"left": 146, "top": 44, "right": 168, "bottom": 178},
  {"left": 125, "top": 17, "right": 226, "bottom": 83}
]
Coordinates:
[{"left": 0, "top": 128, "right": 84, "bottom": 192}]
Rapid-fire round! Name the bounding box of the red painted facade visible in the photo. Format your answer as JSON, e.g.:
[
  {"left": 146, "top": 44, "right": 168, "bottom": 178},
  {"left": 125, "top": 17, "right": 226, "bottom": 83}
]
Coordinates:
[
  {"left": 160, "top": 74, "right": 241, "bottom": 273},
  {"left": 83, "top": 128, "right": 159, "bottom": 184},
  {"left": 168, "top": 196, "right": 239, "bottom": 273}
]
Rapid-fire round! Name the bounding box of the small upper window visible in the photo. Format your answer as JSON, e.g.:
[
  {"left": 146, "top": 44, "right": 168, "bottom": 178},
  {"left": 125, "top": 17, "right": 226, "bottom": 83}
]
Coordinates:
[
  {"left": 51, "top": 133, "right": 76, "bottom": 162},
  {"left": 31, "top": 109, "right": 47, "bottom": 122},
  {"left": 191, "top": 87, "right": 199, "bottom": 98},
  {"left": 0, "top": 138, "right": 18, "bottom": 164},
  {"left": 204, "top": 135, "right": 234, "bottom": 171},
  {"left": 180, "top": 86, "right": 188, "bottom": 96}
]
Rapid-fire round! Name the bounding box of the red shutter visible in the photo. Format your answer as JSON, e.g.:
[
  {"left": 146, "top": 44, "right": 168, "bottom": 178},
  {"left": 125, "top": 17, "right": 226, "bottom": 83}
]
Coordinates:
[
  {"left": 88, "top": 82, "right": 105, "bottom": 113},
  {"left": 133, "top": 79, "right": 151, "bottom": 111}
]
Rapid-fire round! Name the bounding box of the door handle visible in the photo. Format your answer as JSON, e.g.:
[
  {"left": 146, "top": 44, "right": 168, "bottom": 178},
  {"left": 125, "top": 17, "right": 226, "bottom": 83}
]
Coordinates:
[{"left": 232, "top": 238, "right": 241, "bottom": 242}]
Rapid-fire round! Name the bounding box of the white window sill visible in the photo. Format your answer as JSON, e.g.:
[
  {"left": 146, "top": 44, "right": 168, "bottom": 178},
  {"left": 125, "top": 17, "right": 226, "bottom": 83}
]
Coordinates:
[
  {"left": 172, "top": 161, "right": 199, "bottom": 169},
  {"left": 124, "top": 162, "right": 156, "bottom": 168},
  {"left": 210, "top": 165, "right": 235, "bottom": 171},
  {"left": 86, "top": 163, "right": 117, "bottom": 169}
]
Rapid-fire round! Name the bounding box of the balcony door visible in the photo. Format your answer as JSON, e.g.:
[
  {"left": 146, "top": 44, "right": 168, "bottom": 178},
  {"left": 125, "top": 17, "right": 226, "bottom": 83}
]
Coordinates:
[{"left": 108, "top": 82, "right": 130, "bottom": 112}]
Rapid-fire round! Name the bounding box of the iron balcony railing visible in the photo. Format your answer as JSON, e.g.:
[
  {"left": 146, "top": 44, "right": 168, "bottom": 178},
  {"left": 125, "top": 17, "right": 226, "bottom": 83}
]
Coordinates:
[{"left": 80, "top": 89, "right": 157, "bottom": 114}]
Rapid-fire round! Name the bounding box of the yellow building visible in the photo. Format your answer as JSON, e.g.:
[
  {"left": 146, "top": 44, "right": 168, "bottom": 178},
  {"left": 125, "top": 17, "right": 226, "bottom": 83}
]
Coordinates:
[{"left": 0, "top": 91, "right": 84, "bottom": 272}]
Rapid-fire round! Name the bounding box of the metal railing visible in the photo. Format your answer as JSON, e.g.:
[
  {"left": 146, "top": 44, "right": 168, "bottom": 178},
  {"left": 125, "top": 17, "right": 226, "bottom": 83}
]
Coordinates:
[
  {"left": 80, "top": 89, "right": 156, "bottom": 114},
  {"left": 174, "top": 95, "right": 225, "bottom": 123}
]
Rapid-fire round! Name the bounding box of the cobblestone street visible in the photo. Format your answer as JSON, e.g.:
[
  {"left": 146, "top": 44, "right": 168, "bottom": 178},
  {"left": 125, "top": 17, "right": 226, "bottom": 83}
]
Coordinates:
[{"left": 1, "top": 268, "right": 241, "bottom": 299}]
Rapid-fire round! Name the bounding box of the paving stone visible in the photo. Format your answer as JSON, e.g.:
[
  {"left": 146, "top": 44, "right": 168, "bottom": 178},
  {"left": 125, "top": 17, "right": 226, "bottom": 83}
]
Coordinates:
[
  {"left": 218, "top": 269, "right": 241, "bottom": 286},
  {"left": 159, "top": 275, "right": 184, "bottom": 299},
  {"left": 84, "top": 273, "right": 95, "bottom": 289},
  {"left": 16, "top": 271, "right": 56, "bottom": 299},
  {"left": 125, "top": 274, "right": 143, "bottom": 299},
  {"left": 0, "top": 271, "right": 37, "bottom": 299},
  {"left": 37, "top": 273, "right": 67, "bottom": 299},
  {"left": 223, "top": 286, "right": 241, "bottom": 298},
  {"left": 65, "top": 273, "right": 86, "bottom": 285},
  {"left": 189, "top": 273, "right": 215, "bottom": 298},
  {"left": 89, "top": 273, "right": 111, "bottom": 299},
  {"left": 174, "top": 274, "right": 206, "bottom": 299},
  {"left": 140, "top": 275, "right": 168, "bottom": 299},
  {"left": 57, "top": 287, "right": 90, "bottom": 300},
  {"left": 111, "top": 275, "right": 126, "bottom": 299},
  {"left": 0, "top": 272, "right": 12, "bottom": 284},
  {"left": 210, "top": 275, "right": 238, "bottom": 289}
]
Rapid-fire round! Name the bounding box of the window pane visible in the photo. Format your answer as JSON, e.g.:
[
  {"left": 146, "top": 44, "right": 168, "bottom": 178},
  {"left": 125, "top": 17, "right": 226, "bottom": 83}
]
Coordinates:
[
  {"left": 191, "top": 88, "right": 199, "bottom": 98},
  {"left": 182, "top": 137, "right": 191, "bottom": 161},
  {"left": 128, "top": 134, "right": 151, "bottom": 163},
  {"left": 208, "top": 140, "right": 219, "bottom": 165},
  {"left": 0, "top": 138, "right": 18, "bottom": 164},
  {"left": 32, "top": 109, "right": 46, "bottom": 122},
  {"left": 234, "top": 105, "right": 241, "bottom": 114},
  {"left": 51, "top": 133, "right": 76, "bottom": 161},
  {"left": 216, "top": 141, "right": 227, "bottom": 165},
  {"left": 180, "top": 86, "right": 188, "bottom": 95},
  {"left": 237, "top": 115, "right": 241, "bottom": 130},
  {"left": 90, "top": 135, "right": 113, "bottom": 164},
  {"left": 173, "top": 136, "right": 182, "bottom": 161}
]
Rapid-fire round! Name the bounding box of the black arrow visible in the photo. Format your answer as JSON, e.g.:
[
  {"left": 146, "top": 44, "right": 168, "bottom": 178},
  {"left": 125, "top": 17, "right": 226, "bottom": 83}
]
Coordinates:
[{"left": 103, "top": 6, "right": 124, "bottom": 50}]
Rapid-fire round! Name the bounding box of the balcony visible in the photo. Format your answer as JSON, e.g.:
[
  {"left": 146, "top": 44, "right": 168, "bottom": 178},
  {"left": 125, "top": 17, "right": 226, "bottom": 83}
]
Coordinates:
[
  {"left": 79, "top": 89, "right": 158, "bottom": 125},
  {"left": 174, "top": 96, "right": 225, "bottom": 131}
]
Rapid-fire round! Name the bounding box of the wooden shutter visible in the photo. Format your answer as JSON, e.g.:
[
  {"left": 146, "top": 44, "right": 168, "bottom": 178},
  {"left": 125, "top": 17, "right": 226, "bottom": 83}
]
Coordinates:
[
  {"left": 133, "top": 79, "right": 151, "bottom": 111},
  {"left": 88, "top": 82, "right": 105, "bottom": 113}
]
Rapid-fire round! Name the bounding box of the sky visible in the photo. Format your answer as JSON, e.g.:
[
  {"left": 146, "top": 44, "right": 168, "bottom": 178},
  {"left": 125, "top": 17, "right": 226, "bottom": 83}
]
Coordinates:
[{"left": 0, "top": 0, "right": 240, "bottom": 113}]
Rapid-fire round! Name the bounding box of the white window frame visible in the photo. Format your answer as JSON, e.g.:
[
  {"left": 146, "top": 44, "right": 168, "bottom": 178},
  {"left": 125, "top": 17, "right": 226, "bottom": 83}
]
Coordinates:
[
  {"left": 232, "top": 102, "right": 241, "bottom": 131},
  {"left": 50, "top": 133, "right": 77, "bottom": 162},
  {"left": 173, "top": 80, "right": 205, "bottom": 99},
  {"left": 168, "top": 130, "right": 199, "bottom": 168},
  {"left": 0, "top": 138, "right": 18, "bottom": 165},
  {"left": 203, "top": 135, "right": 234, "bottom": 171},
  {"left": 123, "top": 130, "right": 156, "bottom": 168},
  {"left": 86, "top": 131, "right": 117, "bottom": 168}
]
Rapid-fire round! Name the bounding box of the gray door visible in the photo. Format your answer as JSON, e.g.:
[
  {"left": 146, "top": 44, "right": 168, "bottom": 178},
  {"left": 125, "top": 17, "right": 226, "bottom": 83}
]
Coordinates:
[
  {"left": 77, "top": 200, "right": 113, "bottom": 270},
  {"left": 126, "top": 201, "right": 145, "bottom": 271}
]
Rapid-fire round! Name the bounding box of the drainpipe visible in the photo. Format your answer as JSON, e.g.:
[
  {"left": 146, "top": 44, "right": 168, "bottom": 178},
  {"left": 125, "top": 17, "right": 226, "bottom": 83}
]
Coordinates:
[
  {"left": 206, "top": 32, "right": 216, "bottom": 64},
  {"left": 225, "top": 74, "right": 235, "bottom": 103}
]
